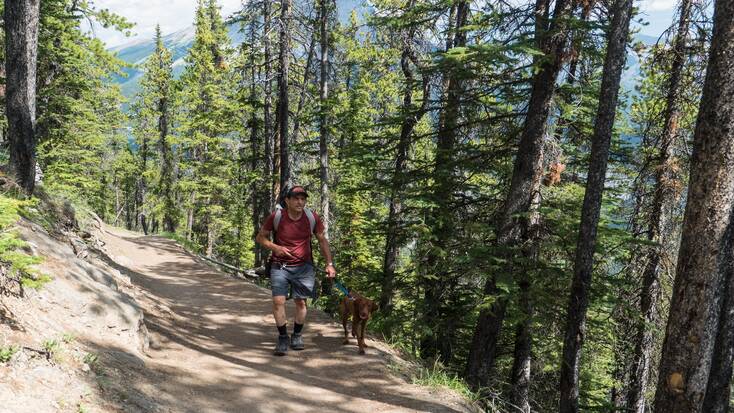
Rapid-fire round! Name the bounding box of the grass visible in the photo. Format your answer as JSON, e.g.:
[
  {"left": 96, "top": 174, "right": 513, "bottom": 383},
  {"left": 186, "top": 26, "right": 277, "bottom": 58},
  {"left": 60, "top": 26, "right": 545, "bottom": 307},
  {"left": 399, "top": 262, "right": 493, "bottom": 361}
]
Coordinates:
[
  {"left": 0, "top": 194, "right": 49, "bottom": 293},
  {"left": 42, "top": 338, "right": 61, "bottom": 356},
  {"left": 0, "top": 344, "right": 18, "bottom": 363},
  {"left": 411, "top": 359, "right": 482, "bottom": 402}
]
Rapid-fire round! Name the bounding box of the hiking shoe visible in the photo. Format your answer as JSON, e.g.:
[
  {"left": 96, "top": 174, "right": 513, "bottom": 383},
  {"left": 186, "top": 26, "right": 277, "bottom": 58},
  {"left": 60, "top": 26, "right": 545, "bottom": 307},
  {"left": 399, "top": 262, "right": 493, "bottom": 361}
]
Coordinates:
[
  {"left": 274, "top": 334, "right": 289, "bottom": 356},
  {"left": 290, "top": 333, "right": 305, "bottom": 350}
]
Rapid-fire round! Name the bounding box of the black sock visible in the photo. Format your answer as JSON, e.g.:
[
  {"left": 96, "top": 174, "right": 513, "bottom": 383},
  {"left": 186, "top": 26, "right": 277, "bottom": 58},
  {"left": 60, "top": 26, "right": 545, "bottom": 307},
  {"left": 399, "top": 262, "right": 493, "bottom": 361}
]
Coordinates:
[
  {"left": 294, "top": 322, "right": 304, "bottom": 335},
  {"left": 277, "top": 323, "right": 287, "bottom": 336}
]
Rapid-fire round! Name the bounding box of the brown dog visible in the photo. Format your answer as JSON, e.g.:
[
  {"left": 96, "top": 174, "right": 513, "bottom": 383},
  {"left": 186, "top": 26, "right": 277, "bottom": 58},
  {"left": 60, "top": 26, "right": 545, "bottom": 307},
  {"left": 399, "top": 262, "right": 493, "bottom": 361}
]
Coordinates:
[{"left": 339, "top": 292, "right": 378, "bottom": 354}]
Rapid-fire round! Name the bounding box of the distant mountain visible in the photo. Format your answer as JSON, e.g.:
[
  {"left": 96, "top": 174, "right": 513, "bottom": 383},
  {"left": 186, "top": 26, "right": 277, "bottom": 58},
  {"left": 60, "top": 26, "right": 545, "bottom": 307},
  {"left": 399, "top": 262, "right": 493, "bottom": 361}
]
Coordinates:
[
  {"left": 109, "top": 12, "right": 659, "bottom": 104},
  {"left": 109, "top": 0, "right": 363, "bottom": 101},
  {"left": 621, "top": 33, "right": 660, "bottom": 94},
  {"left": 110, "top": 23, "right": 246, "bottom": 99}
]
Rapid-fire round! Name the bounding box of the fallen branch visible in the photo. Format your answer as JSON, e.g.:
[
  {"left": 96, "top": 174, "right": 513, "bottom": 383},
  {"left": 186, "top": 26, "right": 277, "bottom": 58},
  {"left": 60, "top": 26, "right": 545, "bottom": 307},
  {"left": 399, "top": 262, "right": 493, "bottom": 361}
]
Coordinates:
[{"left": 197, "top": 254, "right": 260, "bottom": 280}]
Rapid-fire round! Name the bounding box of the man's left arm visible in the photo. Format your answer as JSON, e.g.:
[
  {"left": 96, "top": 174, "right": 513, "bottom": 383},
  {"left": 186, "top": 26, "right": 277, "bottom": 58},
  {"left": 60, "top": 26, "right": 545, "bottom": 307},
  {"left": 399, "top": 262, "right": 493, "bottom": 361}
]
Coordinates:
[{"left": 314, "top": 231, "right": 336, "bottom": 278}]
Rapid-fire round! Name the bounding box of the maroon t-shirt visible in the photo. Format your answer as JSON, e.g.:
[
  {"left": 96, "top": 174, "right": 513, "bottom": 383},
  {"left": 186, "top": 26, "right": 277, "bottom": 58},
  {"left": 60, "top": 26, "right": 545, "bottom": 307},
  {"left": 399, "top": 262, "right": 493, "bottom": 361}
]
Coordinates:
[{"left": 262, "top": 209, "right": 325, "bottom": 265}]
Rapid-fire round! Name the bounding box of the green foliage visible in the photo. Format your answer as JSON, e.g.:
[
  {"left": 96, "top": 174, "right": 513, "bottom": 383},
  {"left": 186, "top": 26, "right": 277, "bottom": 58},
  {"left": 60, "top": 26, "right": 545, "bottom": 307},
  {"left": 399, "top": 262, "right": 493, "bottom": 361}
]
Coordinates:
[
  {"left": 158, "top": 232, "right": 203, "bottom": 254},
  {"left": 0, "top": 345, "right": 19, "bottom": 363},
  {"left": 412, "top": 359, "right": 482, "bottom": 402},
  {"left": 0, "top": 196, "right": 47, "bottom": 293},
  {"left": 42, "top": 338, "right": 61, "bottom": 356},
  {"left": 35, "top": 0, "right": 130, "bottom": 218}
]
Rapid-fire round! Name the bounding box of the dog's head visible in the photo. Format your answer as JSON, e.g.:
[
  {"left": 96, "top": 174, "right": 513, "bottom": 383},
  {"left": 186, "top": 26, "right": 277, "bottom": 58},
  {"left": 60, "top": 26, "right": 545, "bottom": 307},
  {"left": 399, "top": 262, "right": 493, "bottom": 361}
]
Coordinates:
[{"left": 356, "top": 296, "right": 379, "bottom": 320}]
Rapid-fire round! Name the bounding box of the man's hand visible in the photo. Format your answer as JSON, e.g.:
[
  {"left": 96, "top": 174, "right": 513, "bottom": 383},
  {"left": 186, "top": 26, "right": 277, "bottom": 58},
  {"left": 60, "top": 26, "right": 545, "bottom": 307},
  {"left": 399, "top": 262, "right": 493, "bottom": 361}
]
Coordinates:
[
  {"left": 273, "top": 245, "right": 296, "bottom": 259},
  {"left": 326, "top": 263, "right": 336, "bottom": 278}
]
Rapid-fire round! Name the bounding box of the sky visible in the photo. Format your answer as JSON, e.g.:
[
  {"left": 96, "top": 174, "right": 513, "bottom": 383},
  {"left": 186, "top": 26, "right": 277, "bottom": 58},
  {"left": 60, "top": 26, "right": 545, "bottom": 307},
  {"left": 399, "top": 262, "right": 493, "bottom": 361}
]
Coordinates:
[
  {"left": 90, "top": 0, "right": 244, "bottom": 48},
  {"left": 90, "top": 0, "right": 679, "bottom": 48}
]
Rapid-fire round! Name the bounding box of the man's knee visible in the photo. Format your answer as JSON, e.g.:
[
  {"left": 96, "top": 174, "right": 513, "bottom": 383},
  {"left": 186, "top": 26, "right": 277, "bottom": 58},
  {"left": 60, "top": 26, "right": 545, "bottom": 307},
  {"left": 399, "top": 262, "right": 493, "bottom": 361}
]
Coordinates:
[
  {"left": 273, "top": 296, "right": 286, "bottom": 307},
  {"left": 294, "top": 298, "right": 307, "bottom": 308}
]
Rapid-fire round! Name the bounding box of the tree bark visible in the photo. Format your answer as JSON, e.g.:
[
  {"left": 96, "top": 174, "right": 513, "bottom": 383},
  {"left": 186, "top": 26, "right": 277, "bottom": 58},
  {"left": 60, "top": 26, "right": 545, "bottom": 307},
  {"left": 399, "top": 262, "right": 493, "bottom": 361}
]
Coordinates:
[
  {"left": 277, "top": 0, "right": 291, "bottom": 191},
  {"left": 5, "top": 0, "right": 40, "bottom": 194},
  {"left": 292, "top": 28, "right": 316, "bottom": 145},
  {"left": 558, "top": 0, "right": 634, "bottom": 409},
  {"left": 319, "top": 0, "right": 331, "bottom": 239},
  {"left": 263, "top": 0, "right": 275, "bottom": 211},
  {"left": 248, "top": 21, "right": 263, "bottom": 266},
  {"left": 703, "top": 265, "right": 734, "bottom": 412},
  {"left": 510, "top": 190, "right": 541, "bottom": 413},
  {"left": 626, "top": 1, "right": 692, "bottom": 411},
  {"left": 653, "top": 0, "right": 734, "bottom": 409},
  {"left": 464, "top": 0, "right": 574, "bottom": 389}
]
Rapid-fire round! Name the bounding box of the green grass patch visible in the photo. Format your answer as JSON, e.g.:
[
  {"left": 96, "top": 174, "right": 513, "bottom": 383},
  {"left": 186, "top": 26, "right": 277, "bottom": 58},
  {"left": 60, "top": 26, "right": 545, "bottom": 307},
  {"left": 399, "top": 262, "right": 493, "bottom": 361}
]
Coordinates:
[
  {"left": 42, "top": 338, "right": 61, "bottom": 356},
  {"left": 0, "top": 195, "right": 48, "bottom": 293},
  {"left": 412, "top": 359, "right": 482, "bottom": 402},
  {"left": 0, "top": 344, "right": 18, "bottom": 363}
]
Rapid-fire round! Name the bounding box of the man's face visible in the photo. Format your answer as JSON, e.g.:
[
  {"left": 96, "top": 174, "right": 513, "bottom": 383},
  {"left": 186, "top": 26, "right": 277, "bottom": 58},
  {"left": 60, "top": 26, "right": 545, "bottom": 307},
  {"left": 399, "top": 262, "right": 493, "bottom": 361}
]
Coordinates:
[{"left": 285, "top": 194, "right": 307, "bottom": 212}]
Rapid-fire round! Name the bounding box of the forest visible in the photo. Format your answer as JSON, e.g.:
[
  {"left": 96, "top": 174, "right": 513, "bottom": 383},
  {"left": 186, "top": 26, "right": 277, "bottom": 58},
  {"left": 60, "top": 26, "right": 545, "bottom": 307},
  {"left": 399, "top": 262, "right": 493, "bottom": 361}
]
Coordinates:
[{"left": 1, "top": 0, "right": 733, "bottom": 411}]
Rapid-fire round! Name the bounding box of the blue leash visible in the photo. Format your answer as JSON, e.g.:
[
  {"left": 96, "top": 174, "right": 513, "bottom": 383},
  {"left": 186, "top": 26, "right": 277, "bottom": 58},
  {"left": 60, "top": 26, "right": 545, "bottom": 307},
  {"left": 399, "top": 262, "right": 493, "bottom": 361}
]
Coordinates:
[{"left": 333, "top": 280, "right": 350, "bottom": 297}]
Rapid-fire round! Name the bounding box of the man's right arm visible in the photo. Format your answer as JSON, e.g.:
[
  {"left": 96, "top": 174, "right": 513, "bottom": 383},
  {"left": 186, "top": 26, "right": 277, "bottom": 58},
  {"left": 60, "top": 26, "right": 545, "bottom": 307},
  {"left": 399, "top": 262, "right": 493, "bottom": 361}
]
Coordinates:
[{"left": 255, "top": 228, "right": 294, "bottom": 259}]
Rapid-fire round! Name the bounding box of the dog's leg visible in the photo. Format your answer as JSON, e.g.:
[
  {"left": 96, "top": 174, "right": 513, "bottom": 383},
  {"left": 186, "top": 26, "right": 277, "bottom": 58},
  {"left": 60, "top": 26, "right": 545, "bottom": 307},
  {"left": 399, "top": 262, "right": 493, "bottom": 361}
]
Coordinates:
[
  {"left": 340, "top": 301, "right": 350, "bottom": 344},
  {"left": 342, "top": 315, "right": 349, "bottom": 344},
  {"left": 352, "top": 318, "right": 359, "bottom": 340},
  {"left": 358, "top": 319, "right": 367, "bottom": 354}
]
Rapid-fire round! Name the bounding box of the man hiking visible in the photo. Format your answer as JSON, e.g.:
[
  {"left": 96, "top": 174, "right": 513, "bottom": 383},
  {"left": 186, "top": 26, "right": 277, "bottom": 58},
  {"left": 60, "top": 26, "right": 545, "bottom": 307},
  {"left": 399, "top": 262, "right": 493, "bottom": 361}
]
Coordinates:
[{"left": 256, "top": 185, "right": 336, "bottom": 355}]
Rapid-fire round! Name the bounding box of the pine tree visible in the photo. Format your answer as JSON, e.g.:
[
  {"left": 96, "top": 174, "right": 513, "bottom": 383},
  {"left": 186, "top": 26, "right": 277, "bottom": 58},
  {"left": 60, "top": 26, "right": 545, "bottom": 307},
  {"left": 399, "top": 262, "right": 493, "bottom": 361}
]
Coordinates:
[
  {"left": 558, "top": 0, "right": 634, "bottom": 409},
  {"left": 178, "top": 0, "right": 234, "bottom": 256},
  {"left": 132, "top": 25, "right": 177, "bottom": 233}
]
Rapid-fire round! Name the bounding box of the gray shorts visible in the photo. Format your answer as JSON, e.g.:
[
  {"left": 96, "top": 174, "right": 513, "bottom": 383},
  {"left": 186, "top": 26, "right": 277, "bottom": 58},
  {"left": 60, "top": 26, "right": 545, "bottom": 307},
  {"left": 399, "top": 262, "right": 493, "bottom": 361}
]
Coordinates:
[{"left": 270, "top": 262, "right": 315, "bottom": 299}]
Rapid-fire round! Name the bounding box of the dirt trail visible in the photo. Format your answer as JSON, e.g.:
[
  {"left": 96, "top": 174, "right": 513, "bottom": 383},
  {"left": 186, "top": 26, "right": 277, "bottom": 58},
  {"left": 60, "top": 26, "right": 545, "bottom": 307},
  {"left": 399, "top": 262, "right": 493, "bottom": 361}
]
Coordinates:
[{"left": 96, "top": 224, "right": 473, "bottom": 413}]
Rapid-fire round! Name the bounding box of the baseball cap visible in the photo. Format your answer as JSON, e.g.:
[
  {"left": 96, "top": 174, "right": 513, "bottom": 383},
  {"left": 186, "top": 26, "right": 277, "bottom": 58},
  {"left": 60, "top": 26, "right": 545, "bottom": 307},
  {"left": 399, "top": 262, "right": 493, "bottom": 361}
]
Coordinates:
[{"left": 286, "top": 185, "right": 309, "bottom": 198}]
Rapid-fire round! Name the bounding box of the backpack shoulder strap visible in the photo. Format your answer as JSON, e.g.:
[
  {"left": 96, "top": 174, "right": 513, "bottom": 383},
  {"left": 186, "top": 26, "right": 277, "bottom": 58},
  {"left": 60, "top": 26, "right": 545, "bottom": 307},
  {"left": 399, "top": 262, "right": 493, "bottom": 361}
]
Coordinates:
[
  {"left": 304, "top": 208, "right": 316, "bottom": 234},
  {"left": 273, "top": 207, "right": 283, "bottom": 233}
]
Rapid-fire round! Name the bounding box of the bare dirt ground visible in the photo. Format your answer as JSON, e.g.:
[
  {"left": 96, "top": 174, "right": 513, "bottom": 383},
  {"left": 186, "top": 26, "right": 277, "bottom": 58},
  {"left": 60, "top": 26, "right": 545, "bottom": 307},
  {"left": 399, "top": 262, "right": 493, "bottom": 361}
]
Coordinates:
[{"left": 91, "top": 224, "right": 477, "bottom": 413}]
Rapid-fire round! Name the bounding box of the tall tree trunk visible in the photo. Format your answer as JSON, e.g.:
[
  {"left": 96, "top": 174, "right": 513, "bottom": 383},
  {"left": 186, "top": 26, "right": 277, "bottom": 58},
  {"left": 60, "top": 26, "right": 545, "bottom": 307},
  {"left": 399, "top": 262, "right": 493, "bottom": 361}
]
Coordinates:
[
  {"left": 292, "top": 28, "right": 316, "bottom": 144},
  {"left": 277, "top": 0, "right": 291, "bottom": 191},
  {"left": 160, "top": 94, "right": 175, "bottom": 232},
  {"left": 319, "top": 0, "right": 330, "bottom": 239},
  {"left": 263, "top": 0, "right": 275, "bottom": 211},
  {"left": 653, "top": 0, "right": 734, "bottom": 409},
  {"left": 558, "top": 0, "right": 634, "bottom": 409},
  {"left": 380, "top": 11, "right": 430, "bottom": 321},
  {"left": 5, "top": 0, "right": 40, "bottom": 194},
  {"left": 506, "top": 0, "right": 554, "bottom": 405},
  {"left": 421, "top": 0, "right": 467, "bottom": 363},
  {"left": 704, "top": 257, "right": 734, "bottom": 412},
  {"left": 626, "top": 1, "right": 692, "bottom": 411},
  {"left": 248, "top": 24, "right": 264, "bottom": 266},
  {"left": 509, "top": 189, "right": 541, "bottom": 413},
  {"left": 464, "top": 0, "right": 574, "bottom": 389},
  {"left": 138, "top": 133, "right": 149, "bottom": 235},
  {"left": 186, "top": 191, "right": 195, "bottom": 241}
]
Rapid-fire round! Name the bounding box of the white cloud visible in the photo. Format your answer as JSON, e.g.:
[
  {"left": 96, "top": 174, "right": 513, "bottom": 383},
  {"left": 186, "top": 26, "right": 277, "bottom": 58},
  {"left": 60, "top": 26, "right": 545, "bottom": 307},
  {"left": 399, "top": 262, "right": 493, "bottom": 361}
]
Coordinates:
[
  {"left": 89, "top": 0, "right": 244, "bottom": 47},
  {"left": 640, "top": 0, "right": 677, "bottom": 12}
]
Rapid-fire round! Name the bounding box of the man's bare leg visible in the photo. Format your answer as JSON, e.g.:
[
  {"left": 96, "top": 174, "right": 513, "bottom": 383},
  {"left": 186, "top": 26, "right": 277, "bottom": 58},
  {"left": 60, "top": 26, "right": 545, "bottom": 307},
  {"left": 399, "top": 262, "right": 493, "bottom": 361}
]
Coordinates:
[
  {"left": 294, "top": 298, "right": 307, "bottom": 325},
  {"left": 273, "top": 295, "right": 287, "bottom": 327}
]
